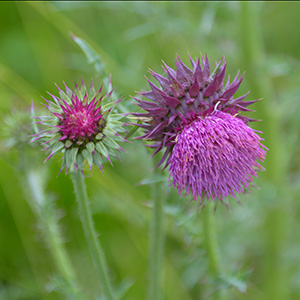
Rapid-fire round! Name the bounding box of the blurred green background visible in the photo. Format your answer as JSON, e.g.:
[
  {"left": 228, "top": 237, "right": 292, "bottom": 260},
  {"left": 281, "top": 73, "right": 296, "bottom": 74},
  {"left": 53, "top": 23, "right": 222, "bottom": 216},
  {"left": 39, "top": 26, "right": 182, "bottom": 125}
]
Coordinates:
[{"left": 0, "top": 2, "right": 300, "bottom": 300}]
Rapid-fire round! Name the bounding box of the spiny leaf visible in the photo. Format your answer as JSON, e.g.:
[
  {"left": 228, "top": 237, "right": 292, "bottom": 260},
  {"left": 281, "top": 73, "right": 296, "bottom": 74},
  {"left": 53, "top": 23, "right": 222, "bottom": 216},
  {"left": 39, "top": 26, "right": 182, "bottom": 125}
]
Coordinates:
[{"left": 71, "top": 34, "right": 105, "bottom": 76}]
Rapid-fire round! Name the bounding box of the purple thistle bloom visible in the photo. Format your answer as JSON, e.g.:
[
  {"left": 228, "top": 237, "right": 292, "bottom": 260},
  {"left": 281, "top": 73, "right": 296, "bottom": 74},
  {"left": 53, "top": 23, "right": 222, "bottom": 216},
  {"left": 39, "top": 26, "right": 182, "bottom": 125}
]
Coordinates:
[
  {"left": 33, "top": 80, "right": 126, "bottom": 174},
  {"left": 134, "top": 54, "right": 267, "bottom": 202}
]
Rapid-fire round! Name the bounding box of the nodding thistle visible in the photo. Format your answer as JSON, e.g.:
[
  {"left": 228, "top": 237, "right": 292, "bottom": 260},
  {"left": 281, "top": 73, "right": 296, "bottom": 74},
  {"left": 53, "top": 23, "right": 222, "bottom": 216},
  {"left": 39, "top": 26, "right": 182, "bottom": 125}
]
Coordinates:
[
  {"left": 32, "top": 79, "right": 126, "bottom": 174},
  {"left": 133, "top": 54, "right": 267, "bottom": 203}
]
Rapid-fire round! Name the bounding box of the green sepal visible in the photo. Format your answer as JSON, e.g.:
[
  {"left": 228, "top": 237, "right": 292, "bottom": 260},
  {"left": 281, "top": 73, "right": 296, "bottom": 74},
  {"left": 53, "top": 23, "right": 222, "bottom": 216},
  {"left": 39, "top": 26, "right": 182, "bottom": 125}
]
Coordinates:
[
  {"left": 96, "top": 133, "right": 104, "bottom": 140},
  {"left": 58, "top": 89, "right": 71, "bottom": 104},
  {"left": 103, "top": 127, "right": 116, "bottom": 137},
  {"left": 64, "top": 147, "right": 78, "bottom": 172},
  {"left": 89, "top": 85, "right": 96, "bottom": 97},
  {"left": 112, "top": 134, "right": 125, "bottom": 142},
  {"left": 65, "top": 140, "right": 72, "bottom": 148},
  {"left": 92, "top": 150, "right": 103, "bottom": 169},
  {"left": 108, "top": 120, "right": 123, "bottom": 128},
  {"left": 80, "top": 84, "right": 87, "bottom": 97},
  {"left": 59, "top": 153, "right": 67, "bottom": 172},
  {"left": 30, "top": 106, "right": 38, "bottom": 136},
  {"left": 95, "top": 142, "right": 108, "bottom": 157},
  {"left": 76, "top": 153, "right": 85, "bottom": 170},
  {"left": 101, "top": 101, "right": 116, "bottom": 112},
  {"left": 82, "top": 149, "right": 93, "bottom": 168},
  {"left": 109, "top": 113, "right": 124, "bottom": 121},
  {"left": 86, "top": 142, "right": 95, "bottom": 153},
  {"left": 70, "top": 147, "right": 79, "bottom": 163},
  {"left": 65, "top": 149, "right": 73, "bottom": 169},
  {"left": 102, "top": 137, "right": 120, "bottom": 149},
  {"left": 49, "top": 142, "right": 64, "bottom": 157}
]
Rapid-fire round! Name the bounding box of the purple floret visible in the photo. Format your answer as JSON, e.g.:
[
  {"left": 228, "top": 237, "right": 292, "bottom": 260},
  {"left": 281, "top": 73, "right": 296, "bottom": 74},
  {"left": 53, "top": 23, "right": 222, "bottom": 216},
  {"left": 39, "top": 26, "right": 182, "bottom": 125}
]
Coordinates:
[{"left": 169, "top": 111, "right": 266, "bottom": 202}]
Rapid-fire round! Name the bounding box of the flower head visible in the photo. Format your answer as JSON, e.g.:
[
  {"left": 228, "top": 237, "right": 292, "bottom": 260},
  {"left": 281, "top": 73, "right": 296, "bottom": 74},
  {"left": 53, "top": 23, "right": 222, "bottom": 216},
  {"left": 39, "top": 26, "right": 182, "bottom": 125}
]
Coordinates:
[
  {"left": 134, "top": 54, "right": 267, "bottom": 202},
  {"left": 33, "top": 79, "right": 126, "bottom": 174},
  {"left": 3, "top": 109, "right": 33, "bottom": 150}
]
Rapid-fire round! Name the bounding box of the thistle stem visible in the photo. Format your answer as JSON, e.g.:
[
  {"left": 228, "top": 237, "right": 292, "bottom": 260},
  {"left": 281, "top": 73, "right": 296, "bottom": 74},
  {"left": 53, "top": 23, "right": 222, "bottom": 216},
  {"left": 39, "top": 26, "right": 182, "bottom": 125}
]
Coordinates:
[
  {"left": 71, "top": 171, "right": 115, "bottom": 300},
  {"left": 26, "top": 169, "right": 80, "bottom": 298},
  {"left": 239, "top": 3, "right": 289, "bottom": 300},
  {"left": 202, "top": 202, "right": 223, "bottom": 299},
  {"left": 148, "top": 178, "right": 165, "bottom": 300}
]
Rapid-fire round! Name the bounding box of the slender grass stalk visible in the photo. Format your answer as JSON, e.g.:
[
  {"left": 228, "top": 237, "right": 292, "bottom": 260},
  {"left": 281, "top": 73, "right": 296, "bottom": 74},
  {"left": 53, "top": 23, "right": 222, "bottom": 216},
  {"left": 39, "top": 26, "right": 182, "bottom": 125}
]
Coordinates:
[
  {"left": 71, "top": 171, "right": 116, "bottom": 300},
  {"left": 0, "top": 61, "right": 40, "bottom": 102},
  {"left": 147, "top": 174, "right": 165, "bottom": 300},
  {"left": 202, "top": 202, "right": 223, "bottom": 300},
  {"left": 26, "top": 169, "right": 82, "bottom": 299},
  {"left": 0, "top": 161, "right": 46, "bottom": 299}
]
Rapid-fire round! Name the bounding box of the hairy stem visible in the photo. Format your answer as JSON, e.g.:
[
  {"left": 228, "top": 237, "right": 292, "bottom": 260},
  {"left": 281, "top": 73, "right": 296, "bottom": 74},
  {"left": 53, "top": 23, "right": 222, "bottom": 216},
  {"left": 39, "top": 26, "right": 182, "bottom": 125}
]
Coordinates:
[
  {"left": 26, "top": 169, "right": 81, "bottom": 298},
  {"left": 148, "top": 178, "right": 165, "bottom": 300},
  {"left": 71, "top": 171, "right": 115, "bottom": 300},
  {"left": 202, "top": 202, "right": 223, "bottom": 300}
]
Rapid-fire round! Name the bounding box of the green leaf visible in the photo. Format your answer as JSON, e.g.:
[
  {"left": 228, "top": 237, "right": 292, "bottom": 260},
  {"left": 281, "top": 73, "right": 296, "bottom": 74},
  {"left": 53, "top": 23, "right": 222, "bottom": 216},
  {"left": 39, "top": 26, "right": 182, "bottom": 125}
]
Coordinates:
[
  {"left": 138, "top": 175, "right": 168, "bottom": 186},
  {"left": 126, "top": 123, "right": 140, "bottom": 139},
  {"left": 71, "top": 34, "right": 105, "bottom": 76},
  {"left": 219, "top": 271, "right": 252, "bottom": 293}
]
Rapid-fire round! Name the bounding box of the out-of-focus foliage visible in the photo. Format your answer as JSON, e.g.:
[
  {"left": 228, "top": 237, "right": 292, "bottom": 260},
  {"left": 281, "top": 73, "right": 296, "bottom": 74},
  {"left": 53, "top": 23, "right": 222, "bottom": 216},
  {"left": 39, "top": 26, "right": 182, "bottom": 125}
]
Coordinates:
[{"left": 0, "top": 2, "right": 299, "bottom": 300}]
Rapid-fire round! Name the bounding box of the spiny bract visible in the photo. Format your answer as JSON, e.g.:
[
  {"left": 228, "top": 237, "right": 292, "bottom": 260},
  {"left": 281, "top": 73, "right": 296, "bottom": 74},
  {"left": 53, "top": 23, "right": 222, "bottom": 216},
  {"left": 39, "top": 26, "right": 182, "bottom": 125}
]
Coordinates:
[
  {"left": 133, "top": 54, "right": 267, "bottom": 202},
  {"left": 33, "top": 79, "right": 126, "bottom": 174}
]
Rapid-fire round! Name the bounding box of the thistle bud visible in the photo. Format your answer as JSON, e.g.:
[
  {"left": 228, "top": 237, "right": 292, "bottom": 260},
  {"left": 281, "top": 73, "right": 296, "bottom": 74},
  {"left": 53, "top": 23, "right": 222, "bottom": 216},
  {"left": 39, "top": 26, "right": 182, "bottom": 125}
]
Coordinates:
[{"left": 33, "top": 79, "right": 126, "bottom": 174}]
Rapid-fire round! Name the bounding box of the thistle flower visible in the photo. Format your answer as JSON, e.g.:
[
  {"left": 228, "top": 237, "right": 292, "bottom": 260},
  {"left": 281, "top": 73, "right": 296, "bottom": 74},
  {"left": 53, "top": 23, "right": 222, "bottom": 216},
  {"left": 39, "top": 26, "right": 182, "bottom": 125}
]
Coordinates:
[
  {"left": 134, "top": 54, "right": 267, "bottom": 202},
  {"left": 33, "top": 79, "right": 126, "bottom": 174}
]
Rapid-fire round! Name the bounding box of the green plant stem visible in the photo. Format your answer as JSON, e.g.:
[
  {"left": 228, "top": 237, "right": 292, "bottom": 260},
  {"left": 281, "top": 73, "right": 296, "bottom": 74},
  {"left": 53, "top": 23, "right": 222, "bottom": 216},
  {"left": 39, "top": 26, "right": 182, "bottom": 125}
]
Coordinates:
[
  {"left": 71, "top": 171, "right": 115, "bottom": 300},
  {"left": 202, "top": 202, "right": 223, "bottom": 300},
  {"left": 148, "top": 178, "right": 165, "bottom": 300},
  {"left": 26, "top": 169, "right": 81, "bottom": 298},
  {"left": 239, "top": 3, "right": 289, "bottom": 300}
]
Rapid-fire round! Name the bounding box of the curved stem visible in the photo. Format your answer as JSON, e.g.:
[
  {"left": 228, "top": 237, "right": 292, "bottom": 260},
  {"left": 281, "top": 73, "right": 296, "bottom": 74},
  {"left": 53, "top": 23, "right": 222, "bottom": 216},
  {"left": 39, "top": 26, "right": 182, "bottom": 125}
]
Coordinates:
[
  {"left": 202, "top": 202, "right": 223, "bottom": 300},
  {"left": 147, "top": 177, "right": 165, "bottom": 300},
  {"left": 71, "top": 171, "right": 116, "bottom": 300}
]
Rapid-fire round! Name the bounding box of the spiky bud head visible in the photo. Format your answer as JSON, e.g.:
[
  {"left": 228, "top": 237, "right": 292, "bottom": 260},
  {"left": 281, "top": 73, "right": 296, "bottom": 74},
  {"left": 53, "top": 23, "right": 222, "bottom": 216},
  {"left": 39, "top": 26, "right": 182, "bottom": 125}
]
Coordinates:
[{"left": 33, "top": 79, "right": 126, "bottom": 174}]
